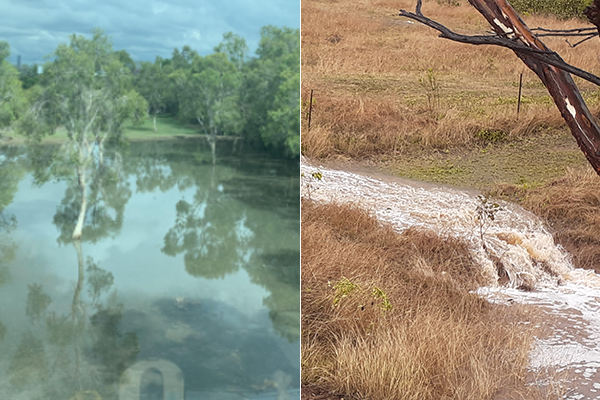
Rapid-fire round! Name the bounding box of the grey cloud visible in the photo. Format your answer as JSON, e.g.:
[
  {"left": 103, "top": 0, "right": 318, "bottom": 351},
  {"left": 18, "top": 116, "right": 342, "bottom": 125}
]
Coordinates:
[{"left": 0, "top": 0, "right": 299, "bottom": 65}]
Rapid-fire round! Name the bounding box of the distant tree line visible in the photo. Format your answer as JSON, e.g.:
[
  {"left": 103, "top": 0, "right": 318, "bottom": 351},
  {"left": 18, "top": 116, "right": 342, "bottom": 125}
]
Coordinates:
[{"left": 0, "top": 26, "right": 300, "bottom": 157}]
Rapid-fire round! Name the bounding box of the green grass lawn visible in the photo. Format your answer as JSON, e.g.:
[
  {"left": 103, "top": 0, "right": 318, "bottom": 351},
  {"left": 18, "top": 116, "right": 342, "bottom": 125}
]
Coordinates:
[
  {"left": 1, "top": 115, "right": 203, "bottom": 145},
  {"left": 380, "top": 131, "right": 588, "bottom": 190},
  {"left": 124, "top": 115, "right": 202, "bottom": 139}
]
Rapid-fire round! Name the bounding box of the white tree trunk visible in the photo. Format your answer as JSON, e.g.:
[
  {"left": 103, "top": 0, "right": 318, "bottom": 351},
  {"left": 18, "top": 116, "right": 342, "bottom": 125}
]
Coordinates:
[
  {"left": 72, "top": 239, "right": 85, "bottom": 319},
  {"left": 154, "top": 114, "right": 157, "bottom": 132},
  {"left": 72, "top": 239, "right": 85, "bottom": 390},
  {"left": 72, "top": 164, "right": 87, "bottom": 240}
]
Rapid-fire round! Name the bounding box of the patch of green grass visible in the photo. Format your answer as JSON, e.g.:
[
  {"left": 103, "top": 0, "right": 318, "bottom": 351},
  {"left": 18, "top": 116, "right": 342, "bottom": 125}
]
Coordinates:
[
  {"left": 384, "top": 132, "right": 588, "bottom": 189},
  {"left": 494, "top": 95, "right": 553, "bottom": 106},
  {"left": 475, "top": 128, "right": 507, "bottom": 142},
  {"left": 2, "top": 115, "right": 202, "bottom": 146},
  {"left": 124, "top": 115, "right": 202, "bottom": 139}
]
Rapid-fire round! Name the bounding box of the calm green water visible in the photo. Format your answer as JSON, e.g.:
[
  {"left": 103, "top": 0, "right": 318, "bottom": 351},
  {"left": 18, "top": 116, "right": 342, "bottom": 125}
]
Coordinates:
[{"left": 0, "top": 139, "right": 300, "bottom": 400}]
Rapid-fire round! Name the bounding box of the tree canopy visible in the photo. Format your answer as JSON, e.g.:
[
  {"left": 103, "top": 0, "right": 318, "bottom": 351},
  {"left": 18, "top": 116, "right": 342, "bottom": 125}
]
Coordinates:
[
  {"left": 0, "top": 42, "right": 25, "bottom": 131},
  {"left": 6, "top": 25, "right": 299, "bottom": 158}
]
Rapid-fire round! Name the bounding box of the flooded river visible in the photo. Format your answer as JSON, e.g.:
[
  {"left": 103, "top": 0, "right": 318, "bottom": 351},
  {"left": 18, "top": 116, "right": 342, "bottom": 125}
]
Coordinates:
[{"left": 0, "top": 140, "right": 300, "bottom": 400}]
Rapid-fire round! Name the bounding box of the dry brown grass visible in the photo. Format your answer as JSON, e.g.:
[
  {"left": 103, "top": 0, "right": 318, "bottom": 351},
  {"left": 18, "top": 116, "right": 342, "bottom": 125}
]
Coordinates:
[
  {"left": 301, "top": 0, "right": 600, "bottom": 158},
  {"left": 301, "top": 200, "right": 541, "bottom": 400},
  {"left": 301, "top": 88, "right": 567, "bottom": 157},
  {"left": 493, "top": 166, "right": 600, "bottom": 271}
]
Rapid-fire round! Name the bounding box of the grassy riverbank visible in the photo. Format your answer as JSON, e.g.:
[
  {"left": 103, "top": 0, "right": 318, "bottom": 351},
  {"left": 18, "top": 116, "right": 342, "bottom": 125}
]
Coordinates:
[
  {"left": 301, "top": 0, "right": 600, "bottom": 398},
  {"left": 0, "top": 115, "right": 210, "bottom": 146},
  {"left": 302, "top": 201, "right": 555, "bottom": 400}
]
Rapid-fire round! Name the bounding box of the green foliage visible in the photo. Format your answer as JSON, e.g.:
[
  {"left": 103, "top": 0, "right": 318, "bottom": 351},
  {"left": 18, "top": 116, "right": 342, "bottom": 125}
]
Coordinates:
[
  {"left": 89, "top": 305, "right": 140, "bottom": 386},
  {"left": 127, "top": 26, "right": 300, "bottom": 157},
  {"left": 176, "top": 52, "right": 242, "bottom": 138},
  {"left": 475, "top": 128, "right": 507, "bottom": 142},
  {"left": 243, "top": 26, "right": 300, "bottom": 157},
  {"left": 418, "top": 68, "right": 441, "bottom": 112},
  {"left": 0, "top": 42, "right": 9, "bottom": 63},
  {"left": 135, "top": 60, "right": 168, "bottom": 130},
  {"left": 372, "top": 287, "right": 393, "bottom": 311},
  {"left": 0, "top": 41, "right": 25, "bottom": 130},
  {"left": 265, "top": 68, "right": 300, "bottom": 156},
  {"left": 427, "top": 0, "right": 592, "bottom": 17},
  {"left": 476, "top": 194, "right": 503, "bottom": 251},
  {"left": 51, "top": 160, "right": 132, "bottom": 245},
  {"left": 18, "top": 64, "right": 41, "bottom": 90},
  {"left": 86, "top": 257, "right": 114, "bottom": 307},
  {"left": 114, "top": 49, "right": 136, "bottom": 72},
  {"left": 331, "top": 277, "right": 360, "bottom": 306},
  {"left": 19, "top": 28, "right": 145, "bottom": 145},
  {"left": 8, "top": 332, "right": 49, "bottom": 389},
  {"left": 214, "top": 32, "right": 249, "bottom": 71},
  {"left": 162, "top": 187, "right": 242, "bottom": 279},
  {"left": 510, "top": 0, "right": 593, "bottom": 19}
]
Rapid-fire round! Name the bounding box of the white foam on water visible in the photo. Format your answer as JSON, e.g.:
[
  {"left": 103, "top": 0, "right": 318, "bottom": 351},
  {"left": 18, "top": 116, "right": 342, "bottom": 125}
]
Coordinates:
[
  {"left": 301, "top": 160, "right": 572, "bottom": 288},
  {"left": 302, "top": 159, "right": 600, "bottom": 399}
]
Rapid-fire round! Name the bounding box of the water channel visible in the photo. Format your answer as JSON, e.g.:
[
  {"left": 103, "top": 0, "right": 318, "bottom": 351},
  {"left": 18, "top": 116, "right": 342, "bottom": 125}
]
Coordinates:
[{"left": 301, "top": 158, "right": 600, "bottom": 399}]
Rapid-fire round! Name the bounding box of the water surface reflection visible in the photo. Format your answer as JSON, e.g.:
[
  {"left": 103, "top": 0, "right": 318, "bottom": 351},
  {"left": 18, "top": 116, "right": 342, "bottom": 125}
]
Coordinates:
[{"left": 0, "top": 139, "right": 299, "bottom": 399}]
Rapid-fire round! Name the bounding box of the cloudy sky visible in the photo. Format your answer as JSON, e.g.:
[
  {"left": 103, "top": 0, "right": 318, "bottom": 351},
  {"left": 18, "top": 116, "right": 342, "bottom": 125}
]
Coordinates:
[{"left": 0, "top": 0, "right": 300, "bottom": 66}]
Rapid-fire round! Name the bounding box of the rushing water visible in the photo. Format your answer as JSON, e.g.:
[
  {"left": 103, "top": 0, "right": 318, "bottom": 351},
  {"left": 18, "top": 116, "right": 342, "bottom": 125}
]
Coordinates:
[
  {"left": 0, "top": 140, "right": 300, "bottom": 400},
  {"left": 301, "top": 158, "right": 600, "bottom": 399}
]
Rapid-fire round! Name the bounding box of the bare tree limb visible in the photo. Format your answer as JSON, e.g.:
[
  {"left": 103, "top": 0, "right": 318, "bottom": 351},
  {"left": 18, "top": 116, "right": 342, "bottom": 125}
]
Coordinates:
[
  {"left": 532, "top": 27, "right": 597, "bottom": 35},
  {"left": 399, "top": 1, "right": 600, "bottom": 86},
  {"left": 398, "top": 0, "right": 600, "bottom": 174},
  {"left": 567, "top": 34, "right": 598, "bottom": 48}
]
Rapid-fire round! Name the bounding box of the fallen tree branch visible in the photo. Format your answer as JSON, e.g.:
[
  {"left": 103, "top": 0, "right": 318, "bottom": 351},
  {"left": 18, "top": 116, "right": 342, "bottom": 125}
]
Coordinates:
[{"left": 398, "top": 0, "right": 600, "bottom": 174}]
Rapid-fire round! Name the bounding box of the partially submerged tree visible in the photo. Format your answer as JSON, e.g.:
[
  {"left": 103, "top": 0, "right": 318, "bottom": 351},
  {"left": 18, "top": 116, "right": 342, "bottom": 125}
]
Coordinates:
[
  {"left": 175, "top": 52, "right": 242, "bottom": 164},
  {"left": 399, "top": 0, "right": 600, "bottom": 175},
  {"left": 19, "top": 29, "right": 146, "bottom": 240}
]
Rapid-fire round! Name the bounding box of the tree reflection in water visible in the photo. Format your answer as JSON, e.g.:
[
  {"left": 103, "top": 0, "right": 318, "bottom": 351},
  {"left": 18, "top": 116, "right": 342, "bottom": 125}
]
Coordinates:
[{"left": 0, "top": 140, "right": 299, "bottom": 399}]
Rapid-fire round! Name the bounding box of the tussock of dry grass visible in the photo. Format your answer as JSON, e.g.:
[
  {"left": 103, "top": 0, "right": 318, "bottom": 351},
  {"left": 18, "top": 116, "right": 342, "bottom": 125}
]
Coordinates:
[
  {"left": 493, "top": 166, "right": 600, "bottom": 271},
  {"left": 301, "top": 90, "right": 567, "bottom": 157},
  {"left": 302, "top": 0, "right": 600, "bottom": 158},
  {"left": 302, "top": 200, "right": 538, "bottom": 400}
]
